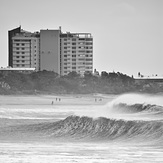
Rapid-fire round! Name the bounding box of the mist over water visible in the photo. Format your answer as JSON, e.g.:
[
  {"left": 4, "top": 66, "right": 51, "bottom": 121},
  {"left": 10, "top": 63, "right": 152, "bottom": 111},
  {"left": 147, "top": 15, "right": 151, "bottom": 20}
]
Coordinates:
[
  {"left": 109, "top": 93, "right": 163, "bottom": 106},
  {"left": 76, "top": 93, "right": 163, "bottom": 121}
]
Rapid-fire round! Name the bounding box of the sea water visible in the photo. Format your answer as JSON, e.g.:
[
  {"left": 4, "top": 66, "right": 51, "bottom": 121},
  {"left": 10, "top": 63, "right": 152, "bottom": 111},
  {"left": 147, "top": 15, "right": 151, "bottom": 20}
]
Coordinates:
[{"left": 0, "top": 94, "right": 163, "bottom": 163}]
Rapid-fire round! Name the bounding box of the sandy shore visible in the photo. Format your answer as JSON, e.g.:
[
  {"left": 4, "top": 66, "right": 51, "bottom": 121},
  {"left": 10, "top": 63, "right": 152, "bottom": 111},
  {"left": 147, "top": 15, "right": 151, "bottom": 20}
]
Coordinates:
[{"left": 0, "top": 94, "right": 115, "bottom": 106}]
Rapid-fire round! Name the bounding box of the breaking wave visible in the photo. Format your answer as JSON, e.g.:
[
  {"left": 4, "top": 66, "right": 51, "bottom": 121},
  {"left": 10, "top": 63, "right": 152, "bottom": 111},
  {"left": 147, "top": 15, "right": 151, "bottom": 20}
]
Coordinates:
[
  {"left": 111, "top": 103, "right": 163, "bottom": 114},
  {"left": 1, "top": 115, "right": 163, "bottom": 144},
  {"left": 44, "top": 115, "right": 163, "bottom": 142}
]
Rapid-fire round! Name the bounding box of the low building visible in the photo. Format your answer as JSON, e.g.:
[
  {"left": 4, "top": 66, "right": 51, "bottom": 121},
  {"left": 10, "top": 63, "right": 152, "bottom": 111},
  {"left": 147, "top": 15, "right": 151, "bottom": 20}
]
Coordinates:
[{"left": 0, "top": 67, "right": 35, "bottom": 75}]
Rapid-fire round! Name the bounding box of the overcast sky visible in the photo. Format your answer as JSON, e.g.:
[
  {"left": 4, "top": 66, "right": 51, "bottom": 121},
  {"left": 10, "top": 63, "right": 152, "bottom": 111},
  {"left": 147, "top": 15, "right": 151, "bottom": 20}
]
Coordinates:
[{"left": 0, "top": 0, "right": 162, "bottom": 77}]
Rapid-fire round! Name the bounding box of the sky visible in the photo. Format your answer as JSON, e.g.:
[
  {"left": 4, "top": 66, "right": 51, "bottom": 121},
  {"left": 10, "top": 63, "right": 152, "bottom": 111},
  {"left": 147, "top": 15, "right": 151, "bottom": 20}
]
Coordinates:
[{"left": 0, "top": 0, "right": 163, "bottom": 77}]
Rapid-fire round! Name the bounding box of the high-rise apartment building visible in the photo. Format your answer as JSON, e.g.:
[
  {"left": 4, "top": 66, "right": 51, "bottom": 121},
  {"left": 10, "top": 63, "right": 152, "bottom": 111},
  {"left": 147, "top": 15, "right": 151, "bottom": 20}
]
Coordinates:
[
  {"left": 9, "top": 27, "right": 40, "bottom": 71},
  {"left": 8, "top": 27, "right": 93, "bottom": 75}
]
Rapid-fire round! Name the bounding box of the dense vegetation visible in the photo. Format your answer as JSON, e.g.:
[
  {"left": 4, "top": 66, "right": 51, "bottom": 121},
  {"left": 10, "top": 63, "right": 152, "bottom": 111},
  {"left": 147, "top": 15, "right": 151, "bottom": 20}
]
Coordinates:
[{"left": 0, "top": 70, "right": 163, "bottom": 95}]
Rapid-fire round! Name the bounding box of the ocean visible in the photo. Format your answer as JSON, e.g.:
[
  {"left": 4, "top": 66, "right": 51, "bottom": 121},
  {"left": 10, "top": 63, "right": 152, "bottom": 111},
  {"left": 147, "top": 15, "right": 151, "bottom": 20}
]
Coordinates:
[{"left": 0, "top": 93, "right": 163, "bottom": 163}]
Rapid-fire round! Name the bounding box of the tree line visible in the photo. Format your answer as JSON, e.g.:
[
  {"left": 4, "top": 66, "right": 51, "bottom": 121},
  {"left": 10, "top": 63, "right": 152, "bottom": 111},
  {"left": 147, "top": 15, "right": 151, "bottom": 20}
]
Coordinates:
[{"left": 0, "top": 70, "right": 162, "bottom": 94}]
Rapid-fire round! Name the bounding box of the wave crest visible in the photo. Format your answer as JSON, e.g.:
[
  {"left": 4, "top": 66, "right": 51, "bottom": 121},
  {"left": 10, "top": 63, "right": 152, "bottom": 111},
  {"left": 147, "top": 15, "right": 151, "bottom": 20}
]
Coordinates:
[
  {"left": 1, "top": 115, "right": 163, "bottom": 143},
  {"left": 42, "top": 115, "right": 163, "bottom": 142},
  {"left": 112, "top": 103, "right": 163, "bottom": 114}
]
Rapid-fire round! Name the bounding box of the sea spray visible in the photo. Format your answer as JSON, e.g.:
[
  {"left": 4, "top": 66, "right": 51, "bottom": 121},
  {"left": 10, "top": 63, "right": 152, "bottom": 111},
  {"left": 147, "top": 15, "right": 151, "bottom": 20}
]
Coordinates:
[{"left": 75, "top": 93, "right": 163, "bottom": 120}]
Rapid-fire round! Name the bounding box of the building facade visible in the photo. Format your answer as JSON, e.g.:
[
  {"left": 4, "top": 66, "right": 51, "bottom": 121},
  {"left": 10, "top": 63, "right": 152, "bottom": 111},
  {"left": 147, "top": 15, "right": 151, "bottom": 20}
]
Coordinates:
[
  {"left": 8, "top": 26, "right": 21, "bottom": 67},
  {"left": 40, "top": 30, "right": 60, "bottom": 74},
  {"left": 9, "top": 27, "right": 40, "bottom": 71},
  {"left": 60, "top": 32, "right": 93, "bottom": 76},
  {"left": 12, "top": 31, "right": 40, "bottom": 71},
  {"left": 8, "top": 27, "right": 93, "bottom": 75}
]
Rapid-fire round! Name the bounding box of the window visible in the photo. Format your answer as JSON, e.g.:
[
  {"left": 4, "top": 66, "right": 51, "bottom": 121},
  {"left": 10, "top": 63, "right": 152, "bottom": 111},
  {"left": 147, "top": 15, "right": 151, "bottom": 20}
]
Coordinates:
[
  {"left": 22, "top": 61, "right": 25, "bottom": 63},
  {"left": 79, "top": 46, "right": 85, "bottom": 49},
  {"left": 22, "top": 56, "right": 25, "bottom": 58},
  {"left": 16, "top": 48, "right": 19, "bottom": 50},
  {"left": 64, "top": 55, "right": 67, "bottom": 57},
  {"left": 72, "top": 47, "right": 76, "bottom": 49},
  {"left": 86, "top": 47, "right": 92, "bottom": 49},
  {"left": 78, "top": 42, "right": 84, "bottom": 45},
  {"left": 64, "top": 43, "right": 67, "bottom": 45},
  {"left": 72, "top": 67, "right": 76, "bottom": 69},
  {"left": 72, "top": 51, "right": 76, "bottom": 53},
  {"left": 85, "top": 38, "right": 93, "bottom": 41},
  {"left": 22, "top": 52, "right": 25, "bottom": 54},
  {"left": 22, "top": 65, "right": 24, "bottom": 67},
  {"left": 72, "top": 39, "right": 76, "bottom": 41},
  {"left": 72, "top": 59, "right": 76, "bottom": 61},
  {"left": 79, "top": 38, "right": 85, "bottom": 41},
  {"left": 78, "top": 54, "right": 85, "bottom": 57},
  {"left": 72, "top": 43, "right": 76, "bottom": 45},
  {"left": 86, "top": 51, "right": 92, "bottom": 53},
  {"left": 78, "top": 50, "right": 85, "bottom": 53},
  {"left": 16, "top": 60, "right": 19, "bottom": 62},
  {"left": 78, "top": 58, "right": 85, "bottom": 61},
  {"left": 64, "top": 47, "right": 67, "bottom": 49},
  {"left": 16, "top": 52, "right": 19, "bottom": 54},
  {"left": 86, "top": 67, "right": 90, "bottom": 69},
  {"left": 72, "top": 55, "right": 76, "bottom": 57},
  {"left": 16, "top": 56, "right": 19, "bottom": 58},
  {"left": 86, "top": 42, "right": 92, "bottom": 45},
  {"left": 85, "top": 63, "right": 92, "bottom": 65},
  {"left": 22, "top": 48, "right": 25, "bottom": 50},
  {"left": 16, "top": 43, "right": 19, "bottom": 46},
  {"left": 86, "top": 59, "right": 92, "bottom": 61},
  {"left": 22, "top": 43, "right": 25, "bottom": 46}
]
